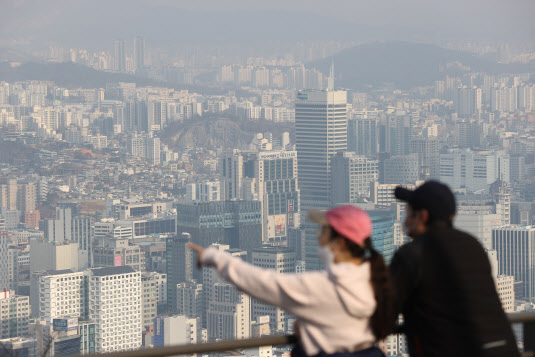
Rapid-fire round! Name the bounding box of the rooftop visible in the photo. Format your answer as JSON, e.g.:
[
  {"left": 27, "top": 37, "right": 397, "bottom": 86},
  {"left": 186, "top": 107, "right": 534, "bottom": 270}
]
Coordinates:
[{"left": 90, "top": 265, "right": 135, "bottom": 276}]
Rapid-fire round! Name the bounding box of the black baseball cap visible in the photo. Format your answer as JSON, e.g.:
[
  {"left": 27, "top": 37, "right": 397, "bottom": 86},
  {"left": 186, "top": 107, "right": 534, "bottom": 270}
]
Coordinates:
[{"left": 394, "top": 181, "right": 456, "bottom": 221}]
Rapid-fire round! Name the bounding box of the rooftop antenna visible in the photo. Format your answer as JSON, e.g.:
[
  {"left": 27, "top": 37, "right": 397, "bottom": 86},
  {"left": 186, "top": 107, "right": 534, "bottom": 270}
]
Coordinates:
[{"left": 327, "top": 58, "right": 334, "bottom": 91}]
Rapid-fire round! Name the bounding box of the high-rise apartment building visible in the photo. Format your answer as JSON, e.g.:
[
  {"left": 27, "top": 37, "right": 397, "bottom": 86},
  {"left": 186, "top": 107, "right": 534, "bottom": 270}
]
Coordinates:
[
  {"left": 0, "top": 179, "right": 37, "bottom": 216},
  {"left": 454, "top": 86, "right": 482, "bottom": 116},
  {"left": 0, "top": 290, "right": 29, "bottom": 339},
  {"left": 134, "top": 36, "right": 145, "bottom": 70},
  {"left": 88, "top": 266, "right": 141, "bottom": 353},
  {"left": 295, "top": 89, "right": 347, "bottom": 270},
  {"left": 0, "top": 233, "right": 13, "bottom": 290},
  {"left": 221, "top": 152, "right": 244, "bottom": 200},
  {"left": 36, "top": 270, "right": 85, "bottom": 322},
  {"left": 186, "top": 181, "right": 223, "bottom": 202},
  {"left": 455, "top": 120, "right": 482, "bottom": 149},
  {"left": 127, "top": 132, "right": 161, "bottom": 165},
  {"left": 113, "top": 40, "right": 127, "bottom": 72},
  {"left": 141, "top": 273, "right": 158, "bottom": 328}
]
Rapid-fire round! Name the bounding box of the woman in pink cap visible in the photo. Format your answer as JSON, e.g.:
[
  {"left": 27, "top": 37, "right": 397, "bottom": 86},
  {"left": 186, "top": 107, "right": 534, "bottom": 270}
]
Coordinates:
[{"left": 189, "top": 205, "right": 395, "bottom": 357}]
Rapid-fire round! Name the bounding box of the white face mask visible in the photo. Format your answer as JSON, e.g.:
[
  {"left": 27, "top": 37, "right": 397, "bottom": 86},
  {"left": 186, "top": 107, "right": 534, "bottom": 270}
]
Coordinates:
[{"left": 318, "top": 245, "right": 335, "bottom": 267}]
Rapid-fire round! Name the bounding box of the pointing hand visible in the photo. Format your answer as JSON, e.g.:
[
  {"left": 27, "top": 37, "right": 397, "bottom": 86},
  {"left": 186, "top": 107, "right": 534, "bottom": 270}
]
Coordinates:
[{"left": 187, "top": 243, "right": 206, "bottom": 269}]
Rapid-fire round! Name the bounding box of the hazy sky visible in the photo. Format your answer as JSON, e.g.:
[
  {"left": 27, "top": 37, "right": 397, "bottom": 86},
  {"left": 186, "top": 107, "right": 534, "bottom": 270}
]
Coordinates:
[{"left": 1, "top": 0, "right": 534, "bottom": 48}]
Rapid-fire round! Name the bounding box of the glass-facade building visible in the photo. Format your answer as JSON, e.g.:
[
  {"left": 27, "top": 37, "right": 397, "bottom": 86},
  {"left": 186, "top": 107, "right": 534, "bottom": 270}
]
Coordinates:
[{"left": 368, "top": 209, "right": 396, "bottom": 263}]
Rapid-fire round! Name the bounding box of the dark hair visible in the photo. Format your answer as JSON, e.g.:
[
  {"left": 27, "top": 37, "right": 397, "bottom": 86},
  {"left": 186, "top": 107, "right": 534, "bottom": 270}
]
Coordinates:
[{"left": 330, "top": 227, "right": 396, "bottom": 340}]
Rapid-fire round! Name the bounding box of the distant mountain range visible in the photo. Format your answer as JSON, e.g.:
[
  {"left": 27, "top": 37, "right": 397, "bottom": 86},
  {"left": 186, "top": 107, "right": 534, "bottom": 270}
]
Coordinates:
[
  {"left": 0, "top": 62, "right": 156, "bottom": 89},
  {"left": 1, "top": 42, "right": 534, "bottom": 91},
  {"left": 311, "top": 42, "right": 535, "bottom": 89}
]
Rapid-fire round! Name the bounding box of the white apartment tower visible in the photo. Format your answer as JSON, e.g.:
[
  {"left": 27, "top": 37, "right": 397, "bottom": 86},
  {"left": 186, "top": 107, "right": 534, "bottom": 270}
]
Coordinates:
[
  {"left": 38, "top": 270, "right": 85, "bottom": 323},
  {"left": 88, "top": 266, "right": 142, "bottom": 353}
]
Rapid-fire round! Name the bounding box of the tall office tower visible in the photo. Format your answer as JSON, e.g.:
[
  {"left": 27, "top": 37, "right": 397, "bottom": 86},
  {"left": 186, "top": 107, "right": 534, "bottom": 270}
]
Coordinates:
[
  {"left": 493, "top": 226, "right": 535, "bottom": 300},
  {"left": 176, "top": 200, "right": 262, "bottom": 258},
  {"left": 166, "top": 233, "right": 194, "bottom": 314},
  {"left": 36, "top": 270, "right": 85, "bottom": 321},
  {"left": 88, "top": 266, "right": 141, "bottom": 353},
  {"left": 0, "top": 290, "right": 29, "bottom": 338},
  {"left": 410, "top": 137, "right": 441, "bottom": 179},
  {"left": 221, "top": 152, "right": 244, "bottom": 200},
  {"left": 0, "top": 178, "right": 18, "bottom": 211},
  {"left": 147, "top": 135, "right": 161, "bottom": 165},
  {"left": 16, "top": 181, "right": 36, "bottom": 214},
  {"left": 440, "top": 149, "right": 499, "bottom": 192},
  {"left": 177, "top": 280, "right": 204, "bottom": 323},
  {"left": 134, "top": 36, "right": 145, "bottom": 70},
  {"left": 0, "top": 233, "right": 12, "bottom": 290},
  {"left": 383, "top": 154, "right": 419, "bottom": 185},
  {"left": 203, "top": 245, "right": 247, "bottom": 332},
  {"left": 141, "top": 273, "right": 158, "bottom": 328},
  {"left": 347, "top": 117, "right": 378, "bottom": 156},
  {"left": 207, "top": 282, "right": 251, "bottom": 341},
  {"left": 252, "top": 151, "right": 300, "bottom": 243},
  {"left": 331, "top": 152, "right": 379, "bottom": 205},
  {"left": 147, "top": 101, "right": 166, "bottom": 131},
  {"left": 113, "top": 39, "right": 127, "bottom": 72},
  {"left": 379, "top": 111, "right": 412, "bottom": 156},
  {"left": 140, "top": 271, "right": 167, "bottom": 312},
  {"left": 124, "top": 101, "right": 136, "bottom": 131},
  {"left": 295, "top": 89, "right": 347, "bottom": 270},
  {"left": 72, "top": 216, "right": 93, "bottom": 268},
  {"left": 510, "top": 155, "right": 526, "bottom": 183},
  {"left": 518, "top": 84, "right": 535, "bottom": 111},
  {"left": 454, "top": 86, "right": 482, "bottom": 116},
  {"left": 40, "top": 207, "right": 72, "bottom": 243},
  {"left": 251, "top": 248, "right": 296, "bottom": 333},
  {"left": 455, "top": 119, "right": 482, "bottom": 148}
]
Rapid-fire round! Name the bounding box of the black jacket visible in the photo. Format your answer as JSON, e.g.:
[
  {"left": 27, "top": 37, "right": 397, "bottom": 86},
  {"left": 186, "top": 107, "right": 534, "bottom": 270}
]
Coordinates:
[{"left": 390, "top": 225, "right": 519, "bottom": 357}]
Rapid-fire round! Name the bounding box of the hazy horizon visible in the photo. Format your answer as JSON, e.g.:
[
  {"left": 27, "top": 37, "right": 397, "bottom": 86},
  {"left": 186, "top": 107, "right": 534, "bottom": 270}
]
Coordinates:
[{"left": 2, "top": 0, "right": 534, "bottom": 50}]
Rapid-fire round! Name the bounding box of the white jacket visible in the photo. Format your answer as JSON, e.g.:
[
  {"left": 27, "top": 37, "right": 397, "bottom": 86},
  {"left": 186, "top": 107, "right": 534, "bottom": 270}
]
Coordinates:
[{"left": 202, "top": 247, "right": 377, "bottom": 355}]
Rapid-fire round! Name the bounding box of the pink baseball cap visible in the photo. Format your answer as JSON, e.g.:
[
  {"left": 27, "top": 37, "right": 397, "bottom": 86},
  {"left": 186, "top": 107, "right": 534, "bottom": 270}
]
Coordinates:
[{"left": 308, "top": 205, "right": 372, "bottom": 246}]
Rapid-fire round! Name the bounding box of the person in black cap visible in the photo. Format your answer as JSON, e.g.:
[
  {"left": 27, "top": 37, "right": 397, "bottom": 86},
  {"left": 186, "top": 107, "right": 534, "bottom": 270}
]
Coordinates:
[{"left": 390, "top": 180, "right": 519, "bottom": 357}]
